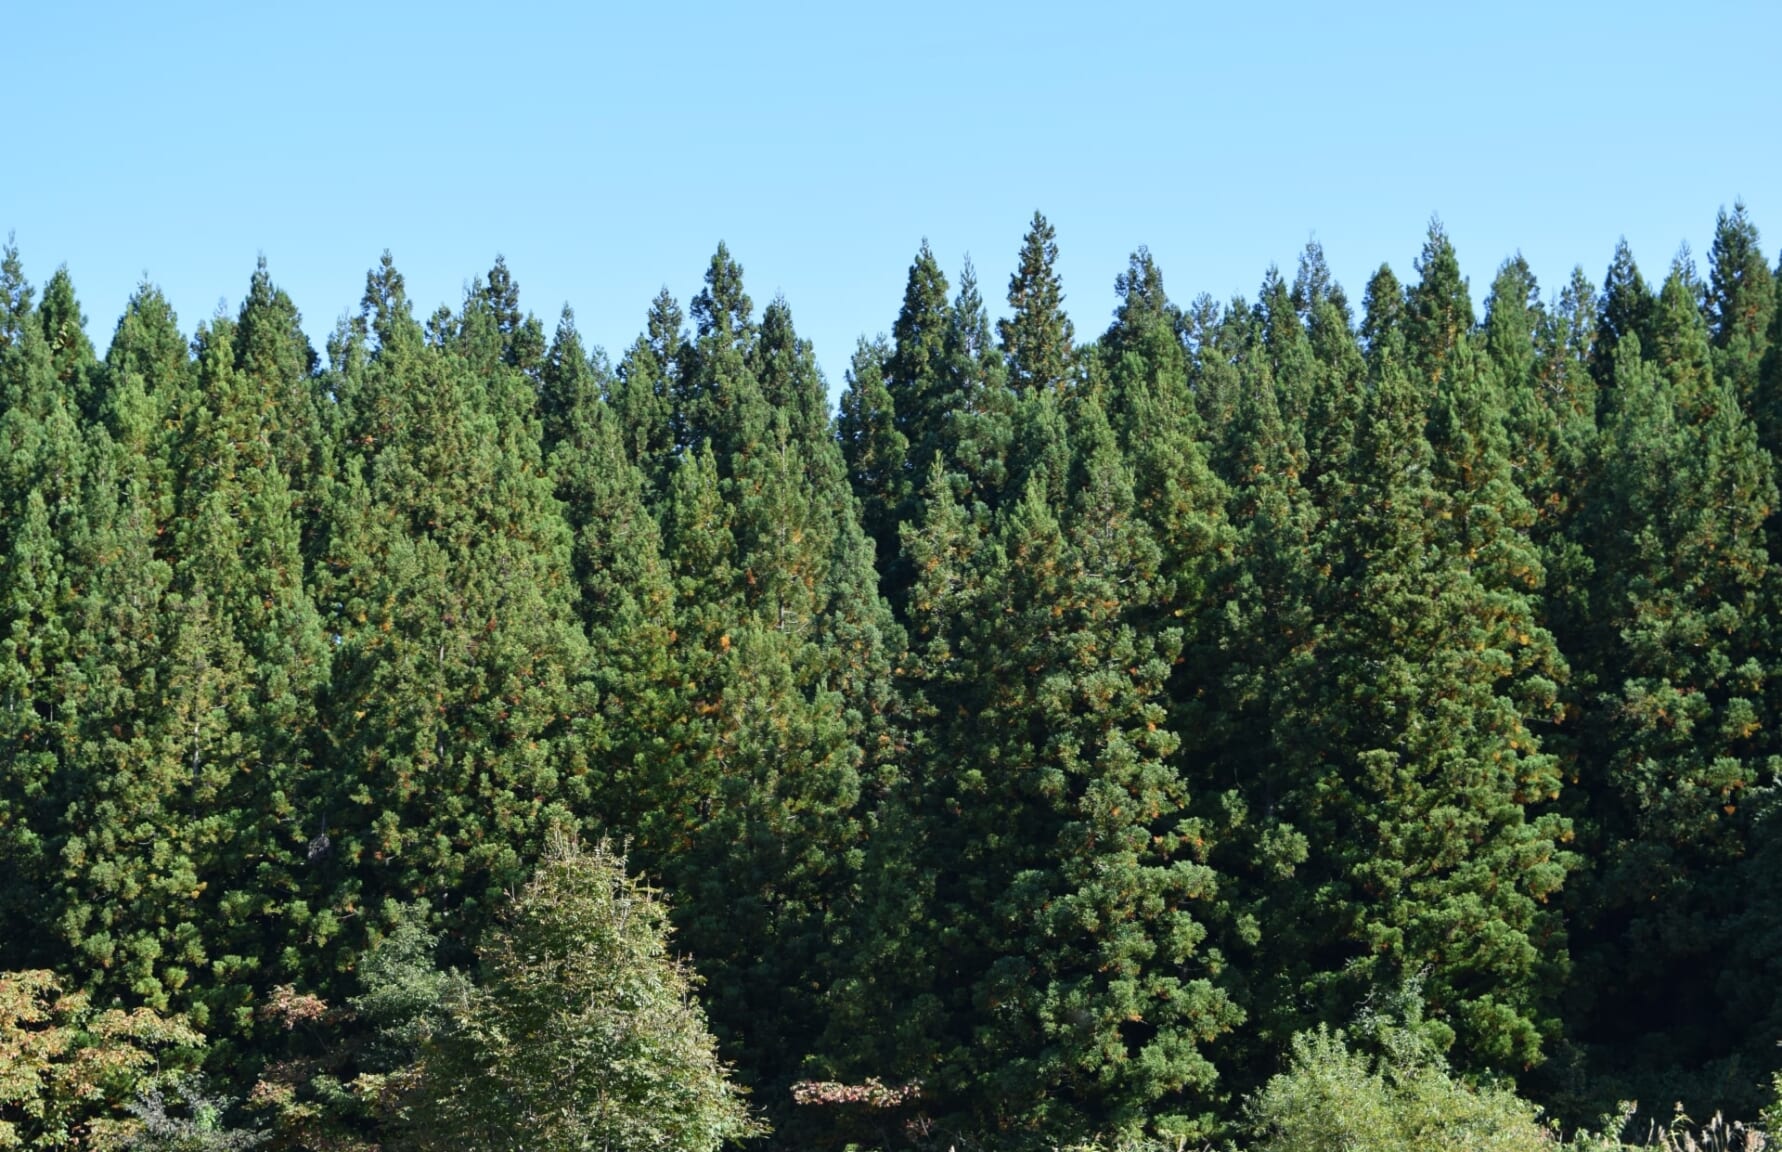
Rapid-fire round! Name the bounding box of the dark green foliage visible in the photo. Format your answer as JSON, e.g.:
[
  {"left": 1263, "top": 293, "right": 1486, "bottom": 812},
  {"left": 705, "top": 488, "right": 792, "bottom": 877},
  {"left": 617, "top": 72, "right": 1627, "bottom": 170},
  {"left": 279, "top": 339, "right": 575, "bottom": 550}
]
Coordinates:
[
  {"left": 1360, "top": 263, "right": 1406, "bottom": 367},
  {"left": 1561, "top": 315, "right": 1781, "bottom": 1114},
  {"left": 1707, "top": 202, "right": 1773, "bottom": 413},
  {"left": 888, "top": 241, "right": 957, "bottom": 479},
  {"left": 310, "top": 253, "right": 591, "bottom": 955},
  {"left": 1000, "top": 212, "right": 1077, "bottom": 395},
  {"left": 890, "top": 398, "right": 1239, "bottom": 1140},
  {"left": 1403, "top": 220, "right": 1475, "bottom": 379},
  {"left": 608, "top": 289, "right": 681, "bottom": 482},
  {"left": 1592, "top": 239, "right": 1658, "bottom": 391},
  {"left": 837, "top": 334, "right": 907, "bottom": 575},
  {"left": 3, "top": 212, "right": 1780, "bottom": 1149}
]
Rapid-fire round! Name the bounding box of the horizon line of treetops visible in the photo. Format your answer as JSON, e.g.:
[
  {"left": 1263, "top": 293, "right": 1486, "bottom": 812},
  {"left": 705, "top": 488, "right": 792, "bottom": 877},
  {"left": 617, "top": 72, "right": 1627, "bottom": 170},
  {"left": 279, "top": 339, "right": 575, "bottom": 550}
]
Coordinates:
[{"left": 2, "top": 199, "right": 1782, "bottom": 1146}]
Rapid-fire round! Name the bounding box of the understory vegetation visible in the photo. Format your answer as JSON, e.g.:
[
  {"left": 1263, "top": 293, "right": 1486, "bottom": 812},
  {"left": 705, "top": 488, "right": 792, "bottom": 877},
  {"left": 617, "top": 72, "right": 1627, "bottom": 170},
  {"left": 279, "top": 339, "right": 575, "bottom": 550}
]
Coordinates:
[{"left": 4, "top": 202, "right": 1782, "bottom": 1149}]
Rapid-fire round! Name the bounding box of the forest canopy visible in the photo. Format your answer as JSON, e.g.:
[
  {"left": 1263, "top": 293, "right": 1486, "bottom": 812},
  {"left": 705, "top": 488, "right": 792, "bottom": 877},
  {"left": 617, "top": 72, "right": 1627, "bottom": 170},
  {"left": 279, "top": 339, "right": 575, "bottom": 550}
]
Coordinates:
[{"left": 2, "top": 203, "right": 1782, "bottom": 1148}]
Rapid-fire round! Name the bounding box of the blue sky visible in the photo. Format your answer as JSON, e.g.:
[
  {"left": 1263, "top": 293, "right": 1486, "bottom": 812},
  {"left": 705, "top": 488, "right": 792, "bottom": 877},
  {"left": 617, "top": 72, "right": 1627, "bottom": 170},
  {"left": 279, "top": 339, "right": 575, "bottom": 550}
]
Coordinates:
[{"left": 6, "top": 0, "right": 1778, "bottom": 389}]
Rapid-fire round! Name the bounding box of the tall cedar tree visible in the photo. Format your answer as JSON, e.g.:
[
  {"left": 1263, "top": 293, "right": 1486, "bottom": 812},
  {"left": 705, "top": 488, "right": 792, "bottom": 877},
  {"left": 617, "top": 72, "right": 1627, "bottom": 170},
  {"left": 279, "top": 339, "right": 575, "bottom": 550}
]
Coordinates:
[
  {"left": 310, "top": 254, "right": 591, "bottom": 969},
  {"left": 0, "top": 245, "right": 89, "bottom": 972},
  {"left": 1706, "top": 202, "right": 1774, "bottom": 416},
  {"left": 629, "top": 247, "right": 900, "bottom": 1119},
  {"left": 1292, "top": 339, "right": 1571, "bottom": 1072},
  {"left": 1000, "top": 213, "right": 1076, "bottom": 396},
  {"left": 1563, "top": 283, "right": 1781, "bottom": 1112},
  {"left": 892, "top": 396, "right": 1239, "bottom": 1141}
]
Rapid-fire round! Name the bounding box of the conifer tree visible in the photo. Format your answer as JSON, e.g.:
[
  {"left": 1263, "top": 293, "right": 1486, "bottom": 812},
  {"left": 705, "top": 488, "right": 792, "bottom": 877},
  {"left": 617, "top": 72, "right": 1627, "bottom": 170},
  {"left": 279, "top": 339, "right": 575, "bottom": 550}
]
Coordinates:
[
  {"left": 1099, "top": 247, "right": 1229, "bottom": 626},
  {"left": 887, "top": 241, "right": 955, "bottom": 477},
  {"left": 1183, "top": 323, "right": 1321, "bottom": 1085},
  {"left": 1592, "top": 239, "right": 1658, "bottom": 391},
  {"left": 0, "top": 246, "right": 89, "bottom": 972},
  {"left": 755, "top": 297, "right": 831, "bottom": 451},
  {"left": 541, "top": 310, "right": 675, "bottom": 787},
  {"left": 675, "top": 244, "right": 760, "bottom": 460},
  {"left": 621, "top": 258, "right": 901, "bottom": 1112},
  {"left": 1359, "top": 264, "right": 1406, "bottom": 369},
  {"left": 608, "top": 289, "right": 681, "bottom": 482},
  {"left": 232, "top": 259, "right": 324, "bottom": 530},
  {"left": 310, "top": 253, "right": 590, "bottom": 955},
  {"left": 837, "top": 335, "right": 907, "bottom": 574},
  {"left": 1509, "top": 265, "right": 1600, "bottom": 639},
  {"left": 1300, "top": 261, "right": 1368, "bottom": 508},
  {"left": 940, "top": 258, "right": 1016, "bottom": 515},
  {"left": 1565, "top": 311, "right": 1780, "bottom": 1102},
  {"left": 37, "top": 267, "right": 97, "bottom": 422},
  {"left": 1281, "top": 344, "right": 1571, "bottom": 1073},
  {"left": 892, "top": 400, "right": 1239, "bottom": 1140},
  {"left": 7, "top": 292, "right": 323, "bottom": 1032},
  {"left": 537, "top": 306, "right": 607, "bottom": 457},
  {"left": 1255, "top": 267, "right": 1314, "bottom": 464},
  {"left": 1403, "top": 221, "right": 1474, "bottom": 381},
  {"left": 1000, "top": 213, "right": 1076, "bottom": 395},
  {"left": 1706, "top": 202, "right": 1773, "bottom": 415}
]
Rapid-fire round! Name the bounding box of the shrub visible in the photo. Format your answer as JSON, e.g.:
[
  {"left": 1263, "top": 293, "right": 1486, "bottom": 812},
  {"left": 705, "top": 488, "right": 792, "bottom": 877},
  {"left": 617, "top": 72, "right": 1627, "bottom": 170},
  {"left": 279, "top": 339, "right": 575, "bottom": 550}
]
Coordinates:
[{"left": 1246, "top": 1012, "right": 1553, "bottom": 1152}]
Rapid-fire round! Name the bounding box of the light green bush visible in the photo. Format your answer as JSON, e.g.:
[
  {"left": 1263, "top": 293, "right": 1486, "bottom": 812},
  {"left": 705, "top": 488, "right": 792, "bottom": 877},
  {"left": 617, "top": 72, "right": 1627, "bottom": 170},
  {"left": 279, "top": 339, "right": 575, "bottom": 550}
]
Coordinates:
[{"left": 1245, "top": 1020, "right": 1553, "bottom": 1152}]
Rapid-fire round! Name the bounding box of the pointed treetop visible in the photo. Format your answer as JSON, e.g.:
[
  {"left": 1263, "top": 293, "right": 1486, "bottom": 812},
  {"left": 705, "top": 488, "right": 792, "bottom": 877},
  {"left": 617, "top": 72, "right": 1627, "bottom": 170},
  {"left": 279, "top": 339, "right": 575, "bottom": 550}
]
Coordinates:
[
  {"left": 360, "top": 250, "right": 416, "bottom": 352},
  {"left": 1651, "top": 260, "right": 1718, "bottom": 418},
  {"left": 1, "top": 237, "right": 33, "bottom": 344},
  {"left": 999, "top": 211, "right": 1076, "bottom": 394},
  {"left": 1707, "top": 200, "right": 1774, "bottom": 349},
  {"left": 1291, "top": 240, "right": 1340, "bottom": 320},
  {"left": 890, "top": 239, "right": 951, "bottom": 384},
  {"left": 1109, "top": 246, "right": 1173, "bottom": 342},
  {"left": 1405, "top": 217, "right": 1474, "bottom": 372},
  {"left": 1360, "top": 263, "right": 1406, "bottom": 365},
  {"left": 1593, "top": 237, "right": 1657, "bottom": 383},
  {"left": 1482, "top": 254, "right": 1542, "bottom": 379},
  {"left": 645, "top": 287, "right": 685, "bottom": 361},
  {"left": 950, "top": 254, "right": 995, "bottom": 364},
  {"left": 691, "top": 242, "right": 754, "bottom": 344}
]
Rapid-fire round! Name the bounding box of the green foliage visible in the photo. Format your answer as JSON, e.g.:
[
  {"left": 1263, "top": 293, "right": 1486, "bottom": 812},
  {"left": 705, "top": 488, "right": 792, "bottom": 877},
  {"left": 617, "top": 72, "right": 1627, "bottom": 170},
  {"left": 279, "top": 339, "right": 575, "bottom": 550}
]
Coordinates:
[
  {"left": 4, "top": 213, "right": 1782, "bottom": 1151},
  {"left": 1001, "top": 213, "right": 1077, "bottom": 395},
  {"left": 406, "top": 834, "right": 765, "bottom": 1152},
  {"left": 1247, "top": 1013, "right": 1552, "bottom": 1152}
]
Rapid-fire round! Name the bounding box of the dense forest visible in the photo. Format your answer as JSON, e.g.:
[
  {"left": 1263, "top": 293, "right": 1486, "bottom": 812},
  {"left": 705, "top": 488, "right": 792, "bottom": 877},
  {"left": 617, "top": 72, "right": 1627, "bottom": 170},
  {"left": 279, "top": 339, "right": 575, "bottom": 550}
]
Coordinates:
[{"left": 2, "top": 203, "right": 1782, "bottom": 1150}]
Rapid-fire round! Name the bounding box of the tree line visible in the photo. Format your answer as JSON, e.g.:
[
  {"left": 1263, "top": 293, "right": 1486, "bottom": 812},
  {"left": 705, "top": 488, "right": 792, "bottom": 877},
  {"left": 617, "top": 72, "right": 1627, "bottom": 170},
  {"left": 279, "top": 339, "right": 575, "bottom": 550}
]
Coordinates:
[{"left": 1, "top": 203, "right": 1780, "bottom": 1147}]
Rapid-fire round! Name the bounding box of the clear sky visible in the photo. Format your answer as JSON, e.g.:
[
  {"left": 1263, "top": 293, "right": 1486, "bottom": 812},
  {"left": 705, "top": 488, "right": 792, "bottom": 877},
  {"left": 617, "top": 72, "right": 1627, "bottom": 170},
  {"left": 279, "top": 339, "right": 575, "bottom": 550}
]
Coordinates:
[{"left": 6, "top": 0, "right": 1778, "bottom": 390}]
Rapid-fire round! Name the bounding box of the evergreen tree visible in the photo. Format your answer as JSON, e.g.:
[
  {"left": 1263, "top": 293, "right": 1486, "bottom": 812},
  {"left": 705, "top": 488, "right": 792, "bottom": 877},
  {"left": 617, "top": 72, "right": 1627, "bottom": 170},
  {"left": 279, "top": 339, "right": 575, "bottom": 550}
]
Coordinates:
[
  {"left": 0, "top": 246, "right": 89, "bottom": 972},
  {"left": 1359, "top": 264, "right": 1406, "bottom": 369},
  {"left": 1591, "top": 239, "right": 1657, "bottom": 391},
  {"left": 893, "top": 402, "right": 1239, "bottom": 1140},
  {"left": 37, "top": 267, "right": 97, "bottom": 422},
  {"left": 231, "top": 259, "right": 324, "bottom": 531},
  {"left": 837, "top": 335, "right": 907, "bottom": 578},
  {"left": 1403, "top": 220, "right": 1474, "bottom": 381},
  {"left": 941, "top": 258, "right": 1016, "bottom": 514},
  {"left": 608, "top": 289, "right": 681, "bottom": 482},
  {"left": 887, "top": 240, "right": 955, "bottom": 477},
  {"left": 1279, "top": 345, "right": 1571, "bottom": 1073},
  {"left": 537, "top": 306, "right": 606, "bottom": 457},
  {"left": 1255, "top": 267, "right": 1314, "bottom": 465},
  {"left": 1706, "top": 202, "right": 1773, "bottom": 415},
  {"left": 676, "top": 244, "right": 760, "bottom": 460},
  {"left": 1000, "top": 213, "right": 1076, "bottom": 396},
  {"left": 1300, "top": 263, "right": 1368, "bottom": 509},
  {"left": 310, "top": 253, "right": 591, "bottom": 959},
  {"left": 1564, "top": 315, "right": 1780, "bottom": 1107}
]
